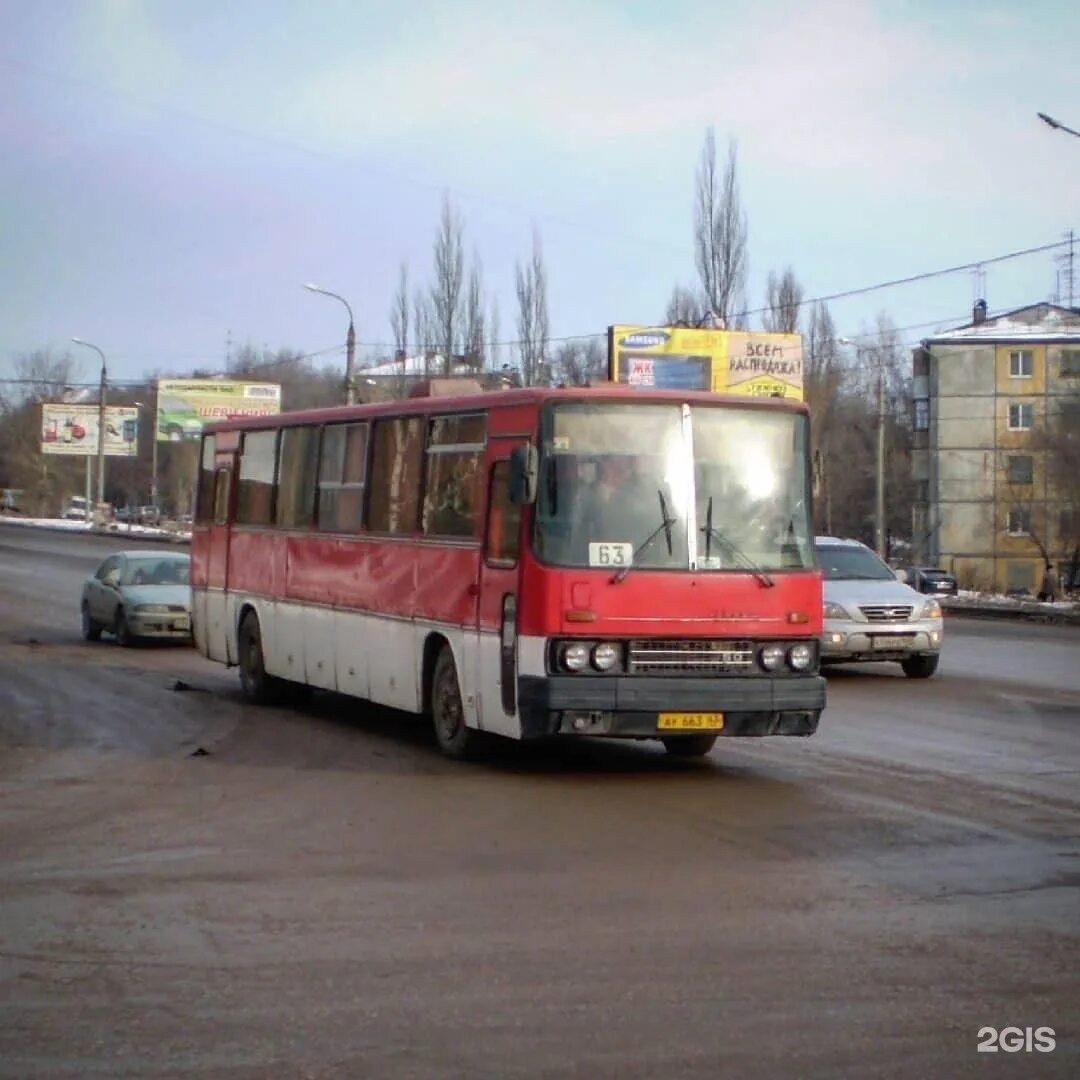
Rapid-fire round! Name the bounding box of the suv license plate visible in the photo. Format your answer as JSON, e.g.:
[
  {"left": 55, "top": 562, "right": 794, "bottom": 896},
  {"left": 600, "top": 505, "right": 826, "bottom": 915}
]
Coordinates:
[{"left": 871, "top": 636, "right": 910, "bottom": 650}]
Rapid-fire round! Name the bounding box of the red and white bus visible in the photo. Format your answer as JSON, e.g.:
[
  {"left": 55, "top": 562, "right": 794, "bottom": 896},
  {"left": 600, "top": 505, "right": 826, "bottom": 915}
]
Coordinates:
[{"left": 191, "top": 384, "right": 825, "bottom": 758}]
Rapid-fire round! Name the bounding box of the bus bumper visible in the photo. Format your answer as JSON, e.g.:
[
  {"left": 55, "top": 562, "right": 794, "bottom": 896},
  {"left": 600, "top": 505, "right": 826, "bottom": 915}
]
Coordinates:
[{"left": 516, "top": 675, "right": 826, "bottom": 739}]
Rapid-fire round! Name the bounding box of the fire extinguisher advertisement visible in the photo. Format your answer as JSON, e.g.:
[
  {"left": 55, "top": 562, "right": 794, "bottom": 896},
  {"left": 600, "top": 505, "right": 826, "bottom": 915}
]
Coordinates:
[{"left": 40, "top": 404, "right": 140, "bottom": 457}]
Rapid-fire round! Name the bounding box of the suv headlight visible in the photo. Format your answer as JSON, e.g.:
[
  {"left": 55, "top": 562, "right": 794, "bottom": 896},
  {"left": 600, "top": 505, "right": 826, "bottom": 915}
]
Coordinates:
[
  {"left": 823, "top": 601, "right": 850, "bottom": 619},
  {"left": 921, "top": 598, "right": 942, "bottom": 619}
]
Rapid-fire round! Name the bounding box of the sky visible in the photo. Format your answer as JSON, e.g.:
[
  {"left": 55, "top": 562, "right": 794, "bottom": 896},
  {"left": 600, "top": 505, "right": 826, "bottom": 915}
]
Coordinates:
[{"left": 1, "top": 0, "right": 1078, "bottom": 389}]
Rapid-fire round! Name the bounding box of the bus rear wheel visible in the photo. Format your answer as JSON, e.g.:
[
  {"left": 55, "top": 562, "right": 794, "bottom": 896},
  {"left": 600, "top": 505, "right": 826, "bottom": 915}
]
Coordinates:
[
  {"left": 431, "top": 644, "right": 477, "bottom": 760},
  {"left": 238, "top": 611, "right": 285, "bottom": 705},
  {"left": 662, "top": 735, "right": 717, "bottom": 758}
]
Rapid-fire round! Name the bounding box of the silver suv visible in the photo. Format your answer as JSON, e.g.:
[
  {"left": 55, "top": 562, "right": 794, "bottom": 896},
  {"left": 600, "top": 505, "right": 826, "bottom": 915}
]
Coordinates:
[{"left": 816, "top": 536, "right": 943, "bottom": 678}]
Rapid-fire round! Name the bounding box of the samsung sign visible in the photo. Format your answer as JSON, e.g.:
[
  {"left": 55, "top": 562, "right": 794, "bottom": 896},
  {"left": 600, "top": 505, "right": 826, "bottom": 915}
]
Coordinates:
[{"left": 619, "top": 331, "right": 670, "bottom": 348}]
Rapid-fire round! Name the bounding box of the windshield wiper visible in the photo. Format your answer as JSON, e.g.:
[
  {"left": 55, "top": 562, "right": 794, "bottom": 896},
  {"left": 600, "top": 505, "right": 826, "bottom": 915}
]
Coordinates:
[
  {"left": 700, "top": 497, "right": 775, "bottom": 588},
  {"left": 612, "top": 490, "right": 676, "bottom": 584}
]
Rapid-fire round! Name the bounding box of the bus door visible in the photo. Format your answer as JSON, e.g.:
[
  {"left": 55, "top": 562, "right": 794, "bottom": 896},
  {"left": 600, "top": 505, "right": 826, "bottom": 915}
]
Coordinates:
[
  {"left": 473, "top": 439, "right": 526, "bottom": 738},
  {"left": 206, "top": 448, "right": 237, "bottom": 664}
]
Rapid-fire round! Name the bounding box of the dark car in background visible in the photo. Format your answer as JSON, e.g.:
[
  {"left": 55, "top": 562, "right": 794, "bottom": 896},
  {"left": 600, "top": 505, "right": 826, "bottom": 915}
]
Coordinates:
[{"left": 906, "top": 567, "right": 959, "bottom": 597}]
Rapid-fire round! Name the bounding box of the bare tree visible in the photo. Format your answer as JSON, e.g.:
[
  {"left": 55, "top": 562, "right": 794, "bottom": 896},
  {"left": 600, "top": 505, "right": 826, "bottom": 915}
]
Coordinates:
[
  {"left": 430, "top": 194, "right": 465, "bottom": 376},
  {"left": 516, "top": 230, "right": 549, "bottom": 386},
  {"left": 413, "top": 288, "right": 433, "bottom": 377},
  {"left": 463, "top": 252, "right": 486, "bottom": 370},
  {"left": 804, "top": 303, "right": 842, "bottom": 533},
  {"left": 550, "top": 338, "right": 606, "bottom": 386},
  {"left": 1032, "top": 399, "right": 1080, "bottom": 587},
  {"left": 0, "top": 349, "right": 87, "bottom": 515},
  {"left": 390, "top": 263, "right": 409, "bottom": 362},
  {"left": 488, "top": 294, "right": 501, "bottom": 373},
  {"left": 664, "top": 285, "right": 707, "bottom": 326},
  {"left": 694, "top": 129, "right": 748, "bottom": 326},
  {"left": 763, "top": 267, "right": 804, "bottom": 334}
]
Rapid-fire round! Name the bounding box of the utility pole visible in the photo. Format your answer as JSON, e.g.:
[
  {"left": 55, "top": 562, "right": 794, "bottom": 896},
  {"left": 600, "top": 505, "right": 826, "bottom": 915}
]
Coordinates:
[
  {"left": 304, "top": 283, "right": 357, "bottom": 405},
  {"left": 72, "top": 337, "right": 108, "bottom": 523}
]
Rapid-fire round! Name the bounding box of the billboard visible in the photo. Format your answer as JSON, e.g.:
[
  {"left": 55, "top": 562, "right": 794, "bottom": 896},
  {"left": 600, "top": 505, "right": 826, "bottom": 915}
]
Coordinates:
[
  {"left": 607, "top": 326, "right": 804, "bottom": 400},
  {"left": 40, "top": 404, "right": 140, "bottom": 457},
  {"left": 156, "top": 380, "right": 281, "bottom": 441}
]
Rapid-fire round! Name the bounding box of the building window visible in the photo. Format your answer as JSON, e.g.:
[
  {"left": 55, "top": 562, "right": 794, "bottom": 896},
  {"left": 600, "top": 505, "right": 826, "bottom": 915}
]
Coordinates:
[
  {"left": 1006, "top": 507, "right": 1031, "bottom": 535},
  {"left": 1006, "top": 561, "right": 1036, "bottom": 594},
  {"left": 1008, "top": 403, "right": 1033, "bottom": 431},
  {"left": 1061, "top": 509, "right": 1078, "bottom": 539},
  {"left": 318, "top": 422, "right": 369, "bottom": 533},
  {"left": 422, "top": 413, "right": 486, "bottom": 538},
  {"left": 913, "top": 398, "right": 929, "bottom": 431},
  {"left": 1009, "top": 349, "right": 1033, "bottom": 378},
  {"left": 1059, "top": 399, "right": 1080, "bottom": 427},
  {"left": 1007, "top": 455, "right": 1033, "bottom": 484},
  {"left": 236, "top": 430, "right": 277, "bottom": 526},
  {"left": 1061, "top": 350, "right": 1080, "bottom": 377},
  {"left": 915, "top": 480, "right": 929, "bottom": 504}
]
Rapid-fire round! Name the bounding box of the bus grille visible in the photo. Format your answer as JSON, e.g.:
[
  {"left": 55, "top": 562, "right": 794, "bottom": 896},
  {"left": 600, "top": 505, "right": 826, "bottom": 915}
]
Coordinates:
[
  {"left": 859, "top": 605, "right": 913, "bottom": 623},
  {"left": 628, "top": 639, "right": 755, "bottom": 675}
]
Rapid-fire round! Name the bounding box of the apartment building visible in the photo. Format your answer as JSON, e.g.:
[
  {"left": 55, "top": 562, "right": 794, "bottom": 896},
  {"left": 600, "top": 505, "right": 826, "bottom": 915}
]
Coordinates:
[{"left": 911, "top": 301, "right": 1080, "bottom": 593}]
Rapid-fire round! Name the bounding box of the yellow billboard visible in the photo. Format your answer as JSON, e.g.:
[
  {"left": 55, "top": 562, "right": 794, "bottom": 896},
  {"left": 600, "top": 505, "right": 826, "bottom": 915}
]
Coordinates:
[
  {"left": 156, "top": 380, "right": 281, "bottom": 441},
  {"left": 607, "top": 326, "right": 804, "bottom": 400}
]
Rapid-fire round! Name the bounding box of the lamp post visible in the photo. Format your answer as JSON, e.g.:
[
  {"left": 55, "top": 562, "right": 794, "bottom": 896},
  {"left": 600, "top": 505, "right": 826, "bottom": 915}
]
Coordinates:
[
  {"left": 71, "top": 337, "right": 107, "bottom": 522},
  {"left": 304, "top": 282, "right": 356, "bottom": 404},
  {"left": 840, "top": 337, "right": 887, "bottom": 558},
  {"left": 1038, "top": 112, "right": 1080, "bottom": 139}
]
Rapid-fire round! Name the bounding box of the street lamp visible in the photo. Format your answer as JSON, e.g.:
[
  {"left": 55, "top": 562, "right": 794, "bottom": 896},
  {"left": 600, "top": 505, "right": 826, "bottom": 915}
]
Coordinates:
[
  {"left": 839, "top": 336, "right": 887, "bottom": 559},
  {"left": 304, "top": 282, "right": 356, "bottom": 404},
  {"left": 1037, "top": 112, "right": 1080, "bottom": 139},
  {"left": 71, "top": 337, "right": 107, "bottom": 523}
]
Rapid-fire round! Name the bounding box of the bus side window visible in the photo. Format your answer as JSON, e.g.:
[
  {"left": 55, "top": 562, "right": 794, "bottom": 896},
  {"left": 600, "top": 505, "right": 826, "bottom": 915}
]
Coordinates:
[
  {"left": 213, "top": 467, "right": 231, "bottom": 526},
  {"left": 486, "top": 461, "right": 521, "bottom": 565}
]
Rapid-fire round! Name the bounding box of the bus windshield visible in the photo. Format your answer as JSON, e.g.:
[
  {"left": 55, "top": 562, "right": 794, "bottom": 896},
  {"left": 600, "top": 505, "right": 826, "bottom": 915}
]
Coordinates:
[{"left": 533, "top": 402, "right": 814, "bottom": 573}]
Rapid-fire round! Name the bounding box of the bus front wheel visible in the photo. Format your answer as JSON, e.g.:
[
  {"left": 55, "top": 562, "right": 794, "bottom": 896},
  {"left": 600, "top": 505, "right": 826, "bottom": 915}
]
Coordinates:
[
  {"left": 431, "top": 644, "right": 478, "bottom": 760},
  {"left": 238, "top": 611, "right": 285, "bottom": 705}
]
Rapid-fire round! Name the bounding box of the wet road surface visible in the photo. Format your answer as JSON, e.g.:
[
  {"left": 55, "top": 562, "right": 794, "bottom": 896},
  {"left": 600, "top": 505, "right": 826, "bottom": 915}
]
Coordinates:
[{"left": 0, "top": 523, "right": 1077, "bottom": 1077}]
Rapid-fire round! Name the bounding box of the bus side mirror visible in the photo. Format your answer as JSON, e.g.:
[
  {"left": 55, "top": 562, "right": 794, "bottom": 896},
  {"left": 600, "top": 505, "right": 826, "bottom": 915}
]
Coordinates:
[{"left": 509, "top": 445, "right": 538, "bottom": 505}]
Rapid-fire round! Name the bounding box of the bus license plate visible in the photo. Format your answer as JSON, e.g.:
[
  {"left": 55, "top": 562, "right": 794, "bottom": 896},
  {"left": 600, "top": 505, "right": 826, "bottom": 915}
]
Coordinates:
[{"left": 658, "top": 712, "right": 725, "bottom": 731}]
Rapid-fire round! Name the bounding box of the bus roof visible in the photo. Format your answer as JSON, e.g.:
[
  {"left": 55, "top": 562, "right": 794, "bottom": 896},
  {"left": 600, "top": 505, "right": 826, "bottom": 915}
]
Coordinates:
[{"left": 202, "top": 385, "right": 809, "bottom": 434}]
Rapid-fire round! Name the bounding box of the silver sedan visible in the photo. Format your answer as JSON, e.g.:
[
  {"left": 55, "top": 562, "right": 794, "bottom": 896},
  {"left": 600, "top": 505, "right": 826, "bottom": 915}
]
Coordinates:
[{"left": 80, "top": 550, "right": 192, "bottom": 646}]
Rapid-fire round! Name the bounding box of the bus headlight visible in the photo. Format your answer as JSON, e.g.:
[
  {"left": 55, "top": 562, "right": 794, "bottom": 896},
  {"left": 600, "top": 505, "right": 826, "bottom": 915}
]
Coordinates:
[
  {"left": 560, "top": 642, "right": 590, "bottom": 672},
  {"left": 787, "top": 643, "right": 813, "bottom": 671},
  {"left": 591, "top": 642, "right": 621, "bottom": 671},
  {"left": 759, "top": 644, "right": 785, "bottom": 671}
]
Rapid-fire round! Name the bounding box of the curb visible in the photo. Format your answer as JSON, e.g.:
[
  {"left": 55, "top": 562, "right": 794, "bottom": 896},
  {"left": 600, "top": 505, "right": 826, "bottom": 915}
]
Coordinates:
[
  {"left": 0, "top": 520, "right": 191, "bottom": 547},
  {"left": 943, "top": 600, "right": 1080, "bottom": 627}
]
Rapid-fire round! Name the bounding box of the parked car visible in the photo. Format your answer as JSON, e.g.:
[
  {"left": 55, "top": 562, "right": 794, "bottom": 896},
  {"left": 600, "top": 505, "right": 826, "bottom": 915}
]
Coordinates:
[
  {"left": 63, "top": 496, "right": 89, "bottom": 520},
  {"left": 80, "top": 550, "right": 192, "bottom": 645},
  {"left": 816, "top": 536, "right": 943, "bottom": 678},
  {"left": 905, "top": 566, "right": 959, "bottom": 596}
]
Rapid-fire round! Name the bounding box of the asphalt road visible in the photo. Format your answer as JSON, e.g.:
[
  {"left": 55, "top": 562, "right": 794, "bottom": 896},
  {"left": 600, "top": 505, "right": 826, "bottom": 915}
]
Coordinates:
[{"left": 0, "top": 522, "right": 1077, "bottom": 1078}]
